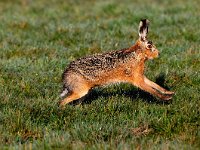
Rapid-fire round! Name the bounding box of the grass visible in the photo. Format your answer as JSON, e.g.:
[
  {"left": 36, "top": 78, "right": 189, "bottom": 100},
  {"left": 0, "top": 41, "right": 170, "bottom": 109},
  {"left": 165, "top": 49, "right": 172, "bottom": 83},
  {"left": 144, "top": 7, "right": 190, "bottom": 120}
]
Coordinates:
[{"left": 0, "top": 0, "right": 199, "bottom": 149}]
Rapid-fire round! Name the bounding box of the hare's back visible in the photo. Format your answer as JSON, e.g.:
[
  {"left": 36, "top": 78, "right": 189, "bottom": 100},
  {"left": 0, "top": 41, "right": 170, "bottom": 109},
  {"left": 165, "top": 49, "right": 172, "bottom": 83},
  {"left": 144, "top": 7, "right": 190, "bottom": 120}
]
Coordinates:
[{"left": 68, "top": 49, "right": 133, "bottom": 77}]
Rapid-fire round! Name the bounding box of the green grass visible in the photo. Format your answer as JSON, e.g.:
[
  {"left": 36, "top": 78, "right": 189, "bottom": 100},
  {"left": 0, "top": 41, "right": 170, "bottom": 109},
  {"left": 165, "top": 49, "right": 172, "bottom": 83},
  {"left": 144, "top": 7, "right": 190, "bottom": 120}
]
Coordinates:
[{"left": 0, "top": 0, "right": 199, "bottom": 149}]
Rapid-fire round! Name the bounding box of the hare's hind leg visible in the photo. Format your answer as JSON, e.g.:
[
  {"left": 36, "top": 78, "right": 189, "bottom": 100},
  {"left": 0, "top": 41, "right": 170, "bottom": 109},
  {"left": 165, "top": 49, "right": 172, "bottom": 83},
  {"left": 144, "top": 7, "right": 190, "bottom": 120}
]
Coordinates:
[
  {"left": 59, "top": 73, "right": 91, "bottom": 107},
  {"left": 59, "top": 90, "right": 89, "bottom": 107},
  {"left": 144, "top": 77, "right": 174, "bottom": 95}
]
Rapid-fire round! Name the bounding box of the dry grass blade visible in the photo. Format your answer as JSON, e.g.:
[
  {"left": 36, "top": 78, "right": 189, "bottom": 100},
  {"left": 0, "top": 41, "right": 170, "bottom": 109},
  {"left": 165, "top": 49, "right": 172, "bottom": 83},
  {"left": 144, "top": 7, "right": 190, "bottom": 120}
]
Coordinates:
[{"left": 131, "top": 124, "right": 154, "bottom": 136}]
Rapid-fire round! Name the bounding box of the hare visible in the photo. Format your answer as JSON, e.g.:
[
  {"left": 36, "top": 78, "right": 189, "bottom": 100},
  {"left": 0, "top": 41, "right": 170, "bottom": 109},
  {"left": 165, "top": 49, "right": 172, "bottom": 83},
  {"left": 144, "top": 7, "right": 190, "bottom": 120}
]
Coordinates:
[{"left": 59, "top": 19, "right": 174, "bottom": 107}]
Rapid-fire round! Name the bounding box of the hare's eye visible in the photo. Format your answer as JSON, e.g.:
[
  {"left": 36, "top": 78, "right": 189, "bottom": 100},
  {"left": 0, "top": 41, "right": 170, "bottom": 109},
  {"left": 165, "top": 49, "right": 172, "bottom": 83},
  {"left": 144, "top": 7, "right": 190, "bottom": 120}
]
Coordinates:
[{"left": 147, "top": 44, "right": 152, "bottom": 49}]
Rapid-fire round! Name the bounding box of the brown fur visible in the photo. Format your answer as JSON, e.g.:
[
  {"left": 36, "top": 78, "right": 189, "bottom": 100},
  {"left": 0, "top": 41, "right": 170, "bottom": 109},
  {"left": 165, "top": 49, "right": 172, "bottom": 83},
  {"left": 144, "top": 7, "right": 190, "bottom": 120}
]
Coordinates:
[{"left": 59, "top": 19, "right": 174, "bottom": 107}]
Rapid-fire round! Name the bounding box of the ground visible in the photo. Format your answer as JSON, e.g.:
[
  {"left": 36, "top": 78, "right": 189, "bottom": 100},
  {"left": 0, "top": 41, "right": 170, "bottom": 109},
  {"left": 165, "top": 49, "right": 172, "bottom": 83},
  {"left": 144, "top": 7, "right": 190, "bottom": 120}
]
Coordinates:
[{"left": 0, "top": 0, "right": 199, "bottom": 149}]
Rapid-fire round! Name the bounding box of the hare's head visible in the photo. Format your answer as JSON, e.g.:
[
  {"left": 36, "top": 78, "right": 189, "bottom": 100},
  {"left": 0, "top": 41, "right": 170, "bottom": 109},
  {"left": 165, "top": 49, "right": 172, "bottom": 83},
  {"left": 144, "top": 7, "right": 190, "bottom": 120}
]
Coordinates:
[{"left": 137, "top": 19, "right": 159, "bottom": 60}]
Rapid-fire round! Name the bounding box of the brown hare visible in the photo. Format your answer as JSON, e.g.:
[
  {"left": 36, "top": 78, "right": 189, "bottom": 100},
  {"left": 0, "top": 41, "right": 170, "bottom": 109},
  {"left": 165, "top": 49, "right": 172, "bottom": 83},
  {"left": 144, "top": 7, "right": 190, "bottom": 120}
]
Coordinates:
[{"left": 60, "top": 19, "right": 174, "bottom": 107}]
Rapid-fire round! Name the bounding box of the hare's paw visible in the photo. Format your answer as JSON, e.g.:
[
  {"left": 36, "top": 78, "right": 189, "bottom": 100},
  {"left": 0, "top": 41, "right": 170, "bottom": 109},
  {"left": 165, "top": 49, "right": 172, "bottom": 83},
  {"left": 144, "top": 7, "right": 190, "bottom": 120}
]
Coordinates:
[
  {"left": 161, "top": 91, "right": 175, "bottom": 98},
  {"left": 164, "top": 91, "right": 175, "bottom": 95},
  {"left": 58, "top": 100, "right": 66, "bottom": 109},
  {"left": 160, "top": 94, "right": 173, "bottom": 101}
]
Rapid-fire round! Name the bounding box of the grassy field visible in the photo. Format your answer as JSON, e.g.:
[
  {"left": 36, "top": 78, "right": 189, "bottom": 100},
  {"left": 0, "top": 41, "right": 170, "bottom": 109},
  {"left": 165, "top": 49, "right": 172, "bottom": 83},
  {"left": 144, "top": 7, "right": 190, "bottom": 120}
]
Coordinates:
[{"left": 0, "top": 0, "right": 199, "bottom": 149}]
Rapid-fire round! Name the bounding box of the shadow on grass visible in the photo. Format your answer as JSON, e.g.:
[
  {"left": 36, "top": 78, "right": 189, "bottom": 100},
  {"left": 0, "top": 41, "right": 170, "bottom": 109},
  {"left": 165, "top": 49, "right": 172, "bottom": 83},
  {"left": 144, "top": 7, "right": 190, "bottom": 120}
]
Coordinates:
[
  {"left": 27, "top": 74, "right": 173, "bottom": 128},
  {"left": 71, "top": 73, "right": 173, "bottom": 106}
]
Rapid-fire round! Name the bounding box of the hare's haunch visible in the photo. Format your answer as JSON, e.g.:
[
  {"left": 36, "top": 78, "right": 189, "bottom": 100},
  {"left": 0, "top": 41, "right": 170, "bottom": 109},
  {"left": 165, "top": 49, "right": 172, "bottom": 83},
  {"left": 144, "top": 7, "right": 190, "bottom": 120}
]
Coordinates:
[{"left": 60, "top": 19, "right": 174, "bottom": 107}]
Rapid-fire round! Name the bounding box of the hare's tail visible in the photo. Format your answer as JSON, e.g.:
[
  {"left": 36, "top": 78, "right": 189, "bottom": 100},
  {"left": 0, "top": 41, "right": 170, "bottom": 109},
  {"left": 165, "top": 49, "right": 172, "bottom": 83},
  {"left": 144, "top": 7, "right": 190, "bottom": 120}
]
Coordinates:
[{"left": 60, "top": 87, "right": 68, "bottom": 98}]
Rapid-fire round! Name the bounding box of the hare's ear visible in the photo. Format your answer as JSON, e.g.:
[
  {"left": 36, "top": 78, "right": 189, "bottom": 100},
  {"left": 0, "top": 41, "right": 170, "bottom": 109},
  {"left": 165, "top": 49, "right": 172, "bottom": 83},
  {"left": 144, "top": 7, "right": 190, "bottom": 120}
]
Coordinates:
[{"left": 138, "top": 19, "right": 150, "bottom": 41}]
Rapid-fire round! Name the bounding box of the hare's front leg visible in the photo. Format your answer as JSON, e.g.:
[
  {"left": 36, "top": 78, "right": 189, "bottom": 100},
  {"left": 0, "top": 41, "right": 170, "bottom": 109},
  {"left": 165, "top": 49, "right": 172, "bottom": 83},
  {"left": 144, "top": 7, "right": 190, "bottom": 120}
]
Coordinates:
[
  {"left": 144, "top": 77, "right": 174, "bottom": 95},
  {"left": 132, "top": 78, "right": 173, "bottom": 100}
]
